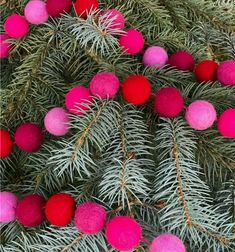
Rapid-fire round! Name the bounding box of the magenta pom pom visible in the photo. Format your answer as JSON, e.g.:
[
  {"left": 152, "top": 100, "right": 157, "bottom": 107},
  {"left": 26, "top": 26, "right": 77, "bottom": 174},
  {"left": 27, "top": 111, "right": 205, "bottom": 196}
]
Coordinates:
[
  {"left": 150, "top": 233, "right": 186, "bottom": 252},
  {"left": 75, "top": 202, "right": 107, "bottom": 235},
  {"left": 24, "top": 0, "right": 49, "bottom": 25},
  {"left": 143, "top": 46, "right": 168, "bottom": 68},
  {"left": 101, "top": 9, "right": 125, "bottom": 30},
  {"left": 0, "top": 34, "right": 11, "bottom": 58},
  {"left": 0, "top": 192, "right": 18, "bottom": 223},
  {"left": 185, "top": 100, "right": 217, "bottom": 130},
  {"left": 217, "top": 60, "right": 235, "bottom": 86},
  {"left": 218, "top": 108, "right": 235, "bottom": 138},
  {"left": 4, "top": 14, "right": 29, "bottom": 39},
  {"left": 119, "top": 29, "right": 144, "bottom": 55},
  {"left": 90, "top": 72, "right": 120, "bottom": 99},
  {"left": 106, "top": 216, "right": 142, "bottom": 251},
  {"left": 168, "top": 51, "right": 195, "bottom": 71}
]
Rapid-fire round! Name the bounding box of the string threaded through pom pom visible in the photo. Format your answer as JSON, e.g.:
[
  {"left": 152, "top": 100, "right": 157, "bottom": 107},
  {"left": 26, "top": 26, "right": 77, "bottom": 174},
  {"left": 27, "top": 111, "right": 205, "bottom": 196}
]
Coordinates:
[
  {"left": 0, "top": 192, "right": 18, "bottom": 223},
  {"left": 46, "top": 0, "right": 72, "bottom": 18},
  {"left": 218, "top": 108, "right": 235, "bottom": 138},
  {"left": 0, "top": 34, "right": 11, "bottom": 58},
  {"left": 0, "top": 129, "right": 14, "bottom": 158},
  {"left": 168, "top": 51, "right": 195, "bottom": 71},
  {"left": 143, "top": 46, "right": 168, "bottom": 68},
  {"left": 217, "top": 60, "right": 235, "bottom": 86},
  {"left": 195, "top": 60, "right": 218, "bottom": 83},
  {"left": 74, "top": 0, "right": 99, "bottom": 18}
]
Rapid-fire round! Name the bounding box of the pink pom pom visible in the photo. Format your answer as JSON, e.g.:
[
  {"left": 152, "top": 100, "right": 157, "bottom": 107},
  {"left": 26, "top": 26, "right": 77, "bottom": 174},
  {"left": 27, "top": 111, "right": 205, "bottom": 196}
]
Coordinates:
[
  {"left": 44, "top": 107, "right": 70, "bottom": 136},
  {"left": 90, "top": 72, "right": 120, "bottom": 99},
  {"left": 217, "top": 60, "right": 235, "bottom": 86},
  {"left": 4, "top": 14, "right": 29, "bottom": 39},
  {"left": 218, "top": 108, "right": 235, "bottom": 138},
  {"left": 65, "top": 86, "right": 93, "bottom": 116},
  {"left": 106, "top": 216, "right": 142, "bottom": 251},
  {"left": 119, "top": 29, "right": 144, "bottom": 55},
  {"left": 24, "top": 0, "right": 49, "bottom": 25},
  {"left": 143, "top": 46, "right": 168, "bottom": 68},
  {"left": 185, "top": 100, "right": 217, "bottom": 130},
  {"left": 101, "top": 9, "right": 125, "bottom": 30},
  {"left": 0, "top": 192, "right": 18, "bottom": 223},
  {"left": 75, "top": 202, "right": 107, "bottom": 235},
  {"left": 0, "top": 34, "right": 11, "bottom": 58},
  {"left": 168, "top": 51, "right": 195, "bottom": 71},
  {"left": 150, "top": 233, "right": 186, "bottom": 252}
]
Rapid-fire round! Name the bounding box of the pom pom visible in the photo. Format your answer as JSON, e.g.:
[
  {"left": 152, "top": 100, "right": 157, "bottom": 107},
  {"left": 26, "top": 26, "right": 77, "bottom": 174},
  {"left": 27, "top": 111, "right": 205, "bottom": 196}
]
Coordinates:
[
  {"left": 0, "top": 129, "right": 14, "bottom": 158},
  {"left": 100, "top": 9, "right": 125, "bottom": 30},
  {"left": 143, "top": 46, "right": 168, "bottom": 68},
  {"left": 75, "top": 201, "right": 107, "bottom": 234},
  {"left": 65, "top": 86, "right": 93, "bottom": 116},
  {"left": 195, "top": 60, "right": 219, "bottom": 83},
  {"left": 46, "top": 0, "right": 72, "bottom": 18},
  {"left": 150, "top": 233, "right": 186, "bottom": 252},
  {"left": 154, "top": 87, "right": 184, "bottom": 118},
  {"left": 122, "top": 75, "right": 152, "bottom": 106},
  {"left": 217, "top": 60, "right": 235, "bottom": 86},
  {"left": 16, "top": 195, "right": 46, "bottom": 227},
  {"left": 119, "top": 29, "right": 144, "bottom": 55},
  {"left": 218, "top": 108, "right": 235, "bottom": 138},
  {"left": 44, "top": 107, "right": 70, "bottom": 136},
  {"left": 185, "top": 100, "right": 217, "bottom": 130},
  {"left": 24, "top": 0, "right": 49, "bottom": 25},
  {"left": 74, "top": 0, "right": 99, "bottom": 19},
  {"left": 45, "top": 193, "right": 76, "bottom": 227},
  {"left": 90, "top": 72, "right": 120, "bottom": 99},
  {"left": 15, "top": 123, "right": 44, "bottom": 153},
  {"left": 4, "top": 14, "right": 29, "bottom": 39},
  {"left": 106, "top": 216, "right": 142, "bottom": 251},
  {"left": 0, "top": 34, "right": 11, "bottom": 58},
  {"left": 0, "top": 192, "right": 18, "bottom": 223},
  {"left": 168, "top": 51, "right": 195, "bottom": 71}
]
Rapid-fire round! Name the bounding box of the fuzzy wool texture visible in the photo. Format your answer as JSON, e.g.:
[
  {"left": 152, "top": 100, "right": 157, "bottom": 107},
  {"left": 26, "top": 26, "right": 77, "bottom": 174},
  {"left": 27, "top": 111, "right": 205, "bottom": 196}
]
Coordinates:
[
  {"left": 106, "top": 216, "right": 142, "bottom": 251},
  {"left": 168, "top": 51, "right": 195, "bottom": 71},
  {"left": 101, "top": 9, "right": 125, "bottom": 30},
  {"left": 195, "top": 60, "right": 219, "bottom": 83},
  {"left": 75, "top": 202, "right": 107, "bottom": 234},
  {"left": 185, "top": 100, "right": 217, "bottom": 130},
  {"left": 217, "top": 60, "right": 235, "bottom": 86},
  {"left": 74, "top": 0, "right": 99, "bottom": 18},
  {"left": 0, "top": 129, "right": 13, "bottom": 158},
  {"left": 46, "top": 0, "right": 72, "bottom": 18},
  {"left": 143, "top": 46, "right": 168, "bottom": 68},
  {"left": 0, "top": 192, "right": 18, "bottom": 223},
  {"left": 0, "top": 34, "right": 11, "bottom": 58},
  {"left": 218, "top": 108, "right": 235, "bottom": 138},
  {"left": 154, "top": 87, "right": 184, "bottom": 118}
]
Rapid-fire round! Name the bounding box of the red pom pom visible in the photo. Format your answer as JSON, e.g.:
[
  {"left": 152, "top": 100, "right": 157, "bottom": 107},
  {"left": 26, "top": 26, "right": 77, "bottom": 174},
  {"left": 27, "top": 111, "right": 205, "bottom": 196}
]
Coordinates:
[
  {"left": 195, "top": 60, "right": 219, "bottom": 83},
  {"left": 0, "top": 129, "right": 14, "bottom": 158},
  {"left": 46, "top": 0, "right": 72, "bottom": 18},
  {"left": 122, "top": 75, "right": 152, "bottom": 106},
  {"left": 168, "top": 51, "right": 195, "bottom": 71},
  {"left": 154, "top": 87, "right": 184, "bottom": 118},
  {"left": 16, "top": 195, "right": 46, "bottom": 227},
  {"left": 74, "top": 0, "right": 99, "bottom": 18},
  {"left": 45, "top": 193, "right": 76, "bottom": 227}
]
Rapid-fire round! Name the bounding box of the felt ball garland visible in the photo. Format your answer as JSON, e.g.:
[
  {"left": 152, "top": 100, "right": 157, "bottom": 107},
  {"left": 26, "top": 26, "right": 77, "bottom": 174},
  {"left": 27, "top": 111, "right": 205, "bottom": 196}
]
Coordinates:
[
  {"left": 0, "top": 34, "right": 11, "bottom": 59},
  {"left": 0, "top": 129, "right": 14, "bottom": 158},
  {"left": 168, "top": 51, "right": 195, "bottom": 71},
  {"left": 101, "top": 9, "right": 125, "bottom": 31},
  {"left": 46, "top": 0, "right": 73, "bottom": 18},
  {"left": 218, "top": 108, "right": 235, "bottom": 138},
  {"left": 194, "top": 60, "right": 219, "bottom": 83},
  {"left": 143, "top": 46, "right": 168, "bottom": 69},
  {"left": 0, "top": 192, "right": 18, "bottom": 223},
  {"left": 74, "top": 0, "right": 99, "bottom": 19},
  {"left": 217, "top": 60, "right": 235, "bottom": 86}
]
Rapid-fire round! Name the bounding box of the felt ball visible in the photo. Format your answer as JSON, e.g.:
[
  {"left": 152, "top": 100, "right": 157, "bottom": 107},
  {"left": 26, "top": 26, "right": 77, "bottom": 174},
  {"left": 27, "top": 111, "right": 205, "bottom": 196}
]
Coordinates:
[
  {"left": 218, "top": 108, "right": 235, "bottom": 138},
  {"left": 65, "top": 86, "right": 93, "bottom": 116},
  {"left": 122, "top": 75, "right": 152, "bottom": 106},
  {"left": 90, "top": 72, "right": 120, "bottom": 99},
  {"left": 74, "top": 0, "right": 99, "bottom": 19},
  {"left": 0, "top": 192, "right": 18, "bottom": 223},
  {"left": 0, "top": 34, "right": 11, "bottom": 58},
  {"left": 44, "top": 107, "right": 70, "bottom": 136},
  {"left": 101, "top": 9, "right": 125, "bottom": 30},
  {"left": 143, "top": 46, "right": 168, "bottom": 68},
  {"left": 75, "top": 201, "right": 107, "bottom": 234},
  {"left": 46, "top": 0, "right": 72, "bottom": 18},
  {"left": 24, "top": 0, "right": 49, "bottom": 25},
  {"left": 217, "top": 60, "right": 235, "bottom": 86},
  {"left": 154, "top": 87, "right": 184, "bottom": 118},
  {"left": 45, "top": 193, "right": 76, "bottom": 227},
  {"left": 4, "top": 14, "right": 29, "bottom": 39},
  {"left": 185, "top": 100, "right": 217, "bottom": 130},
  {"left": 0, "top": 129, "right": 14, "bottom": 158},
  {"left": 150, "top": 233, "right": 186, "bottom": 252},
  {"left": 106, "top": 216, "right": 142, "bottom": 251},
  {"left": 119, "top": 29, "right": 145, "bottom": 55},
  {"left": 168, "top": 51, "right": 195, "bottom": 71},
  {"left": 15, "top": 123, "right": 44, "bottom": 153},
  {"left": 16, "top": 195, "right": 46, "bottom": 227},
  {"left": 195, "top": 60, "right": 219, "bottom": 83}
]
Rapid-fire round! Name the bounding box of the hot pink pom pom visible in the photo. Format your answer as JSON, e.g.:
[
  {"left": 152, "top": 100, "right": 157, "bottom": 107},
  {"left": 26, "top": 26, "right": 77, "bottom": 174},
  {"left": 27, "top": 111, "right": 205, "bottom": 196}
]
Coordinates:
[
  {"left": 0, "top": 34, "right": 11, "bottom": 58},
  {"left": 150, "top": 233, "right": 186, "bottom": 252},
  {"left": 90, "top": 72, "right": 120, "bottom": 99},
  {"left": 101, "top": 9, "right": 125, "bottom": 30},
  {"left": 168, "top": 51, "right": 195, "bottom": 71},
  {"left": 119, "top": 29, "right": 144, "bottom": 55},
  {"left": 218, "top": 108, "right": 235, "bottom": 138},
  {"left": 0, "top": 192, "right": 18, "bottom": 223},
  {"left": 143, "top": 46, "right": 168, "bottom": 68},
  {"left": 106, "top": 216, "right": 142, "bottom": 251},
  {"left": 65, "top": 86, "right": 93, "bottom": 116},
  {"left": 185, "top": 100, "right": 217, "bottom": 130},
  {"left": 24, "top": 0, "right": 49, "bottom": 25},
  {"left": 75, "top": 202, "right": 107, "bottom": 235},
  {"left": 217, "top": 60, "right": 235, "bottom": 86},
  {"left": 4, "top": 14, "right": 29, "bottom": 39}
]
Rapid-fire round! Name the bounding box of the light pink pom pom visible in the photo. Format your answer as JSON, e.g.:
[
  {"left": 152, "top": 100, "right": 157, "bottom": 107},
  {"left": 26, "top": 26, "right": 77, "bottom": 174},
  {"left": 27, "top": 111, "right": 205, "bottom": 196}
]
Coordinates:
[
  {"left": 0, "top": 192, "right": 18, "bottom": 223},
  {"left": 143, "top": 46, "right": 168, "bottom": 68}
]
